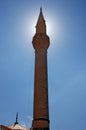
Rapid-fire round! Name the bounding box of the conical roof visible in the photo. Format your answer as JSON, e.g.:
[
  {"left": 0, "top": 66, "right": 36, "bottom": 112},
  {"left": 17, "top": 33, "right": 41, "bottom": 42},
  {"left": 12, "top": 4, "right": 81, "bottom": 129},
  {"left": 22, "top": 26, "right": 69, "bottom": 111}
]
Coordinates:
[
  {"left": 36, "top": 7, "right": 46, "bottom": 34},
  {"left": 36, "top": 7, "right": 45, "bottom": 24}
]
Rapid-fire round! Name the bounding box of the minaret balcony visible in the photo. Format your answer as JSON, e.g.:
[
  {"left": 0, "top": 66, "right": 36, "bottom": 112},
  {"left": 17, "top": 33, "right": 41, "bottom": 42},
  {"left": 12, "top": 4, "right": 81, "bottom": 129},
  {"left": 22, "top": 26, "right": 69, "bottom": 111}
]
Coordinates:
[{"left": 32, "top": 33, "right": 50, "bottom": 51}]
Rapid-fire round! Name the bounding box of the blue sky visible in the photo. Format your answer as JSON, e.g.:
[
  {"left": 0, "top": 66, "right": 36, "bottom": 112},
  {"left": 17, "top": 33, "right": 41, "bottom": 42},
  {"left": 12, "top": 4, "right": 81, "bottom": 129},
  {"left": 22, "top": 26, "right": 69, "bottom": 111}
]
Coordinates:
[{"left": 0, "top": 0, "right": 86, "bottom": 130}]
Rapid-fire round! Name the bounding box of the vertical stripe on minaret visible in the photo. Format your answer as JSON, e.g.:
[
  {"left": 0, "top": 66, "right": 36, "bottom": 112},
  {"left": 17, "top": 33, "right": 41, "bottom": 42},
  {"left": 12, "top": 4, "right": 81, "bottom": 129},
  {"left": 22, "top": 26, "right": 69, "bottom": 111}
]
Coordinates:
[{"left": 31, "top": 8, "right": 50, "bottom": 130}]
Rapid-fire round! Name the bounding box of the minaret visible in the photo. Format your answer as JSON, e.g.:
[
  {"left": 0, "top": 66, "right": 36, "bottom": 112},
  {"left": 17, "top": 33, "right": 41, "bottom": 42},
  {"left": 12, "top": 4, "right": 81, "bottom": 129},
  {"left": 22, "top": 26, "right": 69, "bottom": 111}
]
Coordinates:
[{"left": 31, "top": 8, "right": 50, "bottom": 130}]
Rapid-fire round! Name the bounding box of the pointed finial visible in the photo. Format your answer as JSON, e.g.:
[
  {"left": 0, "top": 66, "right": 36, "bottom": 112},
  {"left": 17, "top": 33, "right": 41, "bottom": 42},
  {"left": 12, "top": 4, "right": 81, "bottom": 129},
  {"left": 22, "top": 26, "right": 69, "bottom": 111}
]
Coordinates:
[
  {"left": 15, "top": 112, "right": 18, "bottom": 125},
  {"left": 40, "top": 7, "right": 42, "bottom": 12}
]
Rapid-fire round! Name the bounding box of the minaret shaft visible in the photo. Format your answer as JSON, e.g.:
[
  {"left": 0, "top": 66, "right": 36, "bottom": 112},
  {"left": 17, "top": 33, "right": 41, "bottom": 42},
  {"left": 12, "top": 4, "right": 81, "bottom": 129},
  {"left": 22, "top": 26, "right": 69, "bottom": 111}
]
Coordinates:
[
  {"left": 32, "top": 50, "right": 49, "bottom": 129},
  {"left": 33, "top": 50, "right": 49, "bottom": 126}
]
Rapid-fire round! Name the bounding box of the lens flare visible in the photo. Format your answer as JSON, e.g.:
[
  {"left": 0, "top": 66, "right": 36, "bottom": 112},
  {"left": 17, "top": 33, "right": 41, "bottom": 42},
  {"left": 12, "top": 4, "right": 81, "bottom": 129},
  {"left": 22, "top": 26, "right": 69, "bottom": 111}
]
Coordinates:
[{"left": 23, "top": 8, "right": 62, "bottom": 53}]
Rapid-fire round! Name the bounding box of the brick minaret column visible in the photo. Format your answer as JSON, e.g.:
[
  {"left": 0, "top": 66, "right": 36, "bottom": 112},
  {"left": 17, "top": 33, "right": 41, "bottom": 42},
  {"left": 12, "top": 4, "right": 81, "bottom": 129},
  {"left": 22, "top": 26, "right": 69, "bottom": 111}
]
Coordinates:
[{"left": 31, "top": 8, "right": 50, "bottom": 130}]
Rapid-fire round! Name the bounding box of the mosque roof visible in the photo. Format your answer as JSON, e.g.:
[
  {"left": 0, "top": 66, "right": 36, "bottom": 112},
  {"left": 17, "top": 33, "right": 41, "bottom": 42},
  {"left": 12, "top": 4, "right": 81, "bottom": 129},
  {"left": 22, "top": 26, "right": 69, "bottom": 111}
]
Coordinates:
[
  {"left": 8, "top": 124, "right": 28, "bottom": 130},
  {"left": 8, "top": 113, "right": 28, "bottom": 130}
]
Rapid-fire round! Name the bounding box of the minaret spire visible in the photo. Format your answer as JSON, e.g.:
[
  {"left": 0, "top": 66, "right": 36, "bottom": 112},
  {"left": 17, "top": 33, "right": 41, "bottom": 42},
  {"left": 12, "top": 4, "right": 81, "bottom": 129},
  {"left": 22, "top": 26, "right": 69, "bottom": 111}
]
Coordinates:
[{"left": 36, "top": 8, "right": 46, "bottom": 34}]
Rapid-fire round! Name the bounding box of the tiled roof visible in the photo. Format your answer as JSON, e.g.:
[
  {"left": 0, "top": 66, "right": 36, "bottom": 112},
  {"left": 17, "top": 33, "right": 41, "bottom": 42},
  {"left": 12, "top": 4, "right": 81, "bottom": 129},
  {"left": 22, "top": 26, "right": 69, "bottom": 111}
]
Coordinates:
[{"left": 0, "top": 125, "right": 12, "bottom": 130}]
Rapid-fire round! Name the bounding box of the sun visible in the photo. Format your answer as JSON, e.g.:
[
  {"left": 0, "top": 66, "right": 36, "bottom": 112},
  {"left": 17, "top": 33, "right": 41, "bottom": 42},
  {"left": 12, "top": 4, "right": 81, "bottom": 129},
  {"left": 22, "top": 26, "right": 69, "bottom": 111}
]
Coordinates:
[
  {"left": 27, "top": 9, "right": 58, "bottom": 38},
  {"left": 23, "top": 8, "right": 61, "bottom": 52}
]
